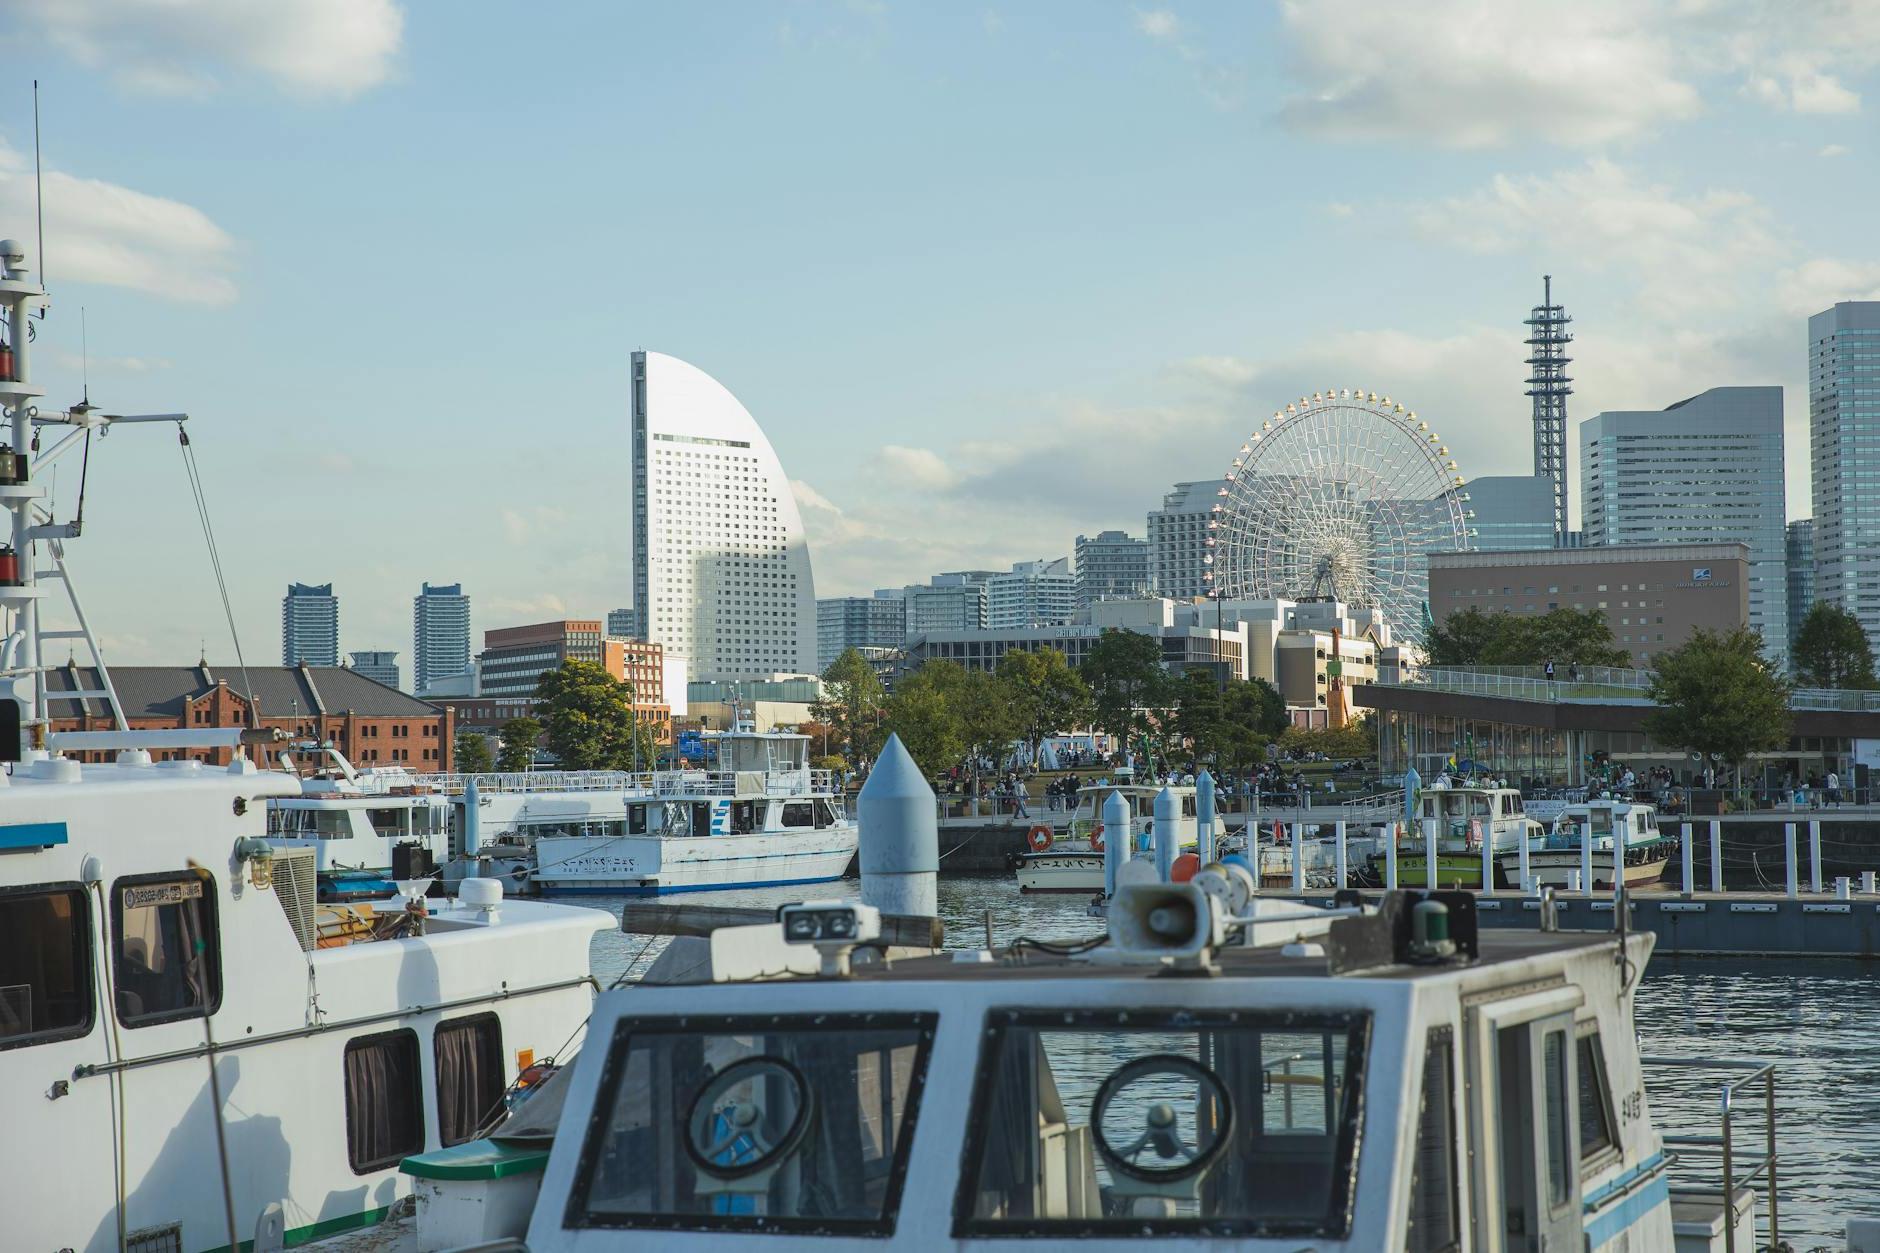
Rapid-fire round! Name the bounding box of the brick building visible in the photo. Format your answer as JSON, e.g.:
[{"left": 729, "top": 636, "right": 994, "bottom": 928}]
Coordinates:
[
  {"left": 48, "top": 662, "right": 455, "bottom": 770},
  {"left": 445, "top": 623, "right": 670, "bottom": 742}
]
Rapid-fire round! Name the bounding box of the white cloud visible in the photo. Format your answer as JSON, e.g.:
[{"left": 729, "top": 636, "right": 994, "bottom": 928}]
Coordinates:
[
  {"left": 1776, "top": 258, "right": 1880, "bottom": 317},
  {"left": 1130, "top": 7, "right": 1244, "bottom": 107},
  {"left": 1820, "top": 143, "right": 1851, "bottom": 157},
  {"left": 1135, "top": 8, "right": 1180, "bottom": 40},
  {"left": 0, "top": 138, "right": 238, "bottom": 304},
  {"left": 14, "top": 0, "right": 404, "bottom": 99},
  {"left": 873, "top": 445, "right": 961, "bottom": 491}
]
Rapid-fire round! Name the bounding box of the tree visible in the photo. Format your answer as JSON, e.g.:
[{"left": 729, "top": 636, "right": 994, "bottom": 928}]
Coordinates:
[
  {"left": 495, "top": 717, "right": 542, "bottom": 772},
  {"left": 1426, "top": 607, "right": 1502, "bottom": 666},
  {"left": 1081, "top": 629, "right": 1174, "bottom": 762},
  {"left": 883, "top": 661, "right": 967, "bottom": 780},
  {"left": 1792, "top": 602, "right": 1879, "bottom": 690},
  {"left": 1644, "top": 628, "right": 1791, "bottom": 786},
  {"left": 1170, "top": 668, "right": 1225, "bottom": 768},
  {"left": 812, "top": 648, "right": 890, "bottom": 772},
  {"left": 956, "top": 667, "right": 1021, "bottom": 787},
  {"left": 454, "top": 730, "right": 493, "bottom": 774},
  {"left": 1216, "top": 677, "right": 1288, "bottom": 774},
  {"left": 996, "top": 647, "right": 1090, "bottom": 765},
  {"left": 535, "top": 659, "right": 640, "bottom": 771},
  {"left": 1427, "top": 606, "right": 1629, "bottom": 668}
]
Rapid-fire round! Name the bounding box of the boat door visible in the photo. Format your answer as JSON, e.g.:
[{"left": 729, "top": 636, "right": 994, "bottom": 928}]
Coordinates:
[{"left": 1467, "top": 985, "right": 1584, "bottom": 1252}]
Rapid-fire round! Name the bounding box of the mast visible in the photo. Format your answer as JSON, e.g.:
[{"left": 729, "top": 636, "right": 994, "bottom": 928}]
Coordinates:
[
  {"left": 0, "top": 238, "right": 47, "bottom": 753},
  {"left": 1524, "top": 275, "right": 1573, "bottom": 547}
]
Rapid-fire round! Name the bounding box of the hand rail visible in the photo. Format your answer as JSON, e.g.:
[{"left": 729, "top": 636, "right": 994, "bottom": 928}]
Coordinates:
[{"left": 1640, "top": 1055, "right": 1778, "bottom": 1253}]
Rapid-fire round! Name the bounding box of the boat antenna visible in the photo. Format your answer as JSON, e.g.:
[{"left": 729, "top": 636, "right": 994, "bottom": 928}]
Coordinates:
[{"left": 32, "top": 80, "right": 44, "bottom": 306}]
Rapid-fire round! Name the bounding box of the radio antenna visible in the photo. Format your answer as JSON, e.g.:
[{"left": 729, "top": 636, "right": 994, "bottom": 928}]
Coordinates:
[{"left": 33, "top": 80, "right": 45, "bottom": 303}]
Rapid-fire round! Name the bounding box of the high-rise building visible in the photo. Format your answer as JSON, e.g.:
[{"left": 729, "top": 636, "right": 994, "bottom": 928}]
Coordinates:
[
  {"left": 986, "top": 558, "right": 1076, "bottom": 629},
  {"left": 477, "top": 619, "right": 606, "bottom": 699},
  {"left": 631, "top": 351, "right": 817, "bottom": 681},
  {"left": 1787, "top": 519, "right": 1816, "bottom": 647},
  {"left": 1463, "top": 476, "right": 1556, "bottom": 552},
  {"left": 281, "top": 582, "right": 339, "bottom": 667},
  {"left": 1810, "top": 302, "right": 1880, "bottom": 647},
  {"left": 1074, "top": 530, "right": 1149, "bottom": 608},
  {"left": 816, "top": 596, "right": 906, "bottom": 671},
  {"left": 348, "top": 650, "right": 401, "bottom": 690},
  {"left": 413, "top": 582, "right": 471, "bottom": 695},
  {"left": 1146, "top": 481, "right": 1216, "bottom": 600},
  {"left": 1580, "top": 386, "right": 1788, "bottom": 660},
  {"left": 605, "top": 606, "right": 641, "bottom": 640},
  {"left": 1525, "top": 275, "right": 1573, "bottom": 546},
  {"left": 902, "top": 572, "right": 991, "bottom": 634}
]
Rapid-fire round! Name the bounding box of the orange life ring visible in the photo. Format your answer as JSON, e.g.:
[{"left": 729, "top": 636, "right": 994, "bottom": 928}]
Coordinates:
[
  {"left": 1027, "top": 825, "right": 1053, "bottom": 853},
  {"left": 1090, "top": 823, "right": 1105, "bottom": 853}
]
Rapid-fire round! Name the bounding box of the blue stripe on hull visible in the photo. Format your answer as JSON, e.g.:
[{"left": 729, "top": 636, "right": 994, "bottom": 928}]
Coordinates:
[{"left": 539, "top": 871, "right": 849, "bottom": 896}]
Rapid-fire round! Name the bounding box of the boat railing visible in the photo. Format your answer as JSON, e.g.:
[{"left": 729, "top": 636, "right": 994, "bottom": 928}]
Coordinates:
[
  {"left": 650, "top": 768, "right": 836, "bottom": 798},
  {"left": 429, "top": 770, "right": 655, "bottom": 795},
  {"left": 1640, "top": 1055, "right": 1780, "bottom": 1253}
]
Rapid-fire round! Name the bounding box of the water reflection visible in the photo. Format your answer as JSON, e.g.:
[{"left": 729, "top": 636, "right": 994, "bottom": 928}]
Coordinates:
[{"left": 584, "top": 873, "right": 1880, "bottom": 1242}]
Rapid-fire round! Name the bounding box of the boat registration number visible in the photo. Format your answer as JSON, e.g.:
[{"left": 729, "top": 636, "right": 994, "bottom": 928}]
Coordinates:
[{"left": 123, "top": 880, "right": 204, "bottom": 909}]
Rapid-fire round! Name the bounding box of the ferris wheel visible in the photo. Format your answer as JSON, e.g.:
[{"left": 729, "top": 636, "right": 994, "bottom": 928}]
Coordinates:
[{"left": 1207, "top": 389, "right": 1471, "bottom": 648}]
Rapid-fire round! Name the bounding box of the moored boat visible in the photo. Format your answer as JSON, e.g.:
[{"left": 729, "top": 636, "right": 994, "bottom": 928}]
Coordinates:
[
  {"left": 1014, "top": 780, "right": 1227, "bottom": 893},
  {"left": 1502, "top": 796, "right": 1675, "bottom": 891}
]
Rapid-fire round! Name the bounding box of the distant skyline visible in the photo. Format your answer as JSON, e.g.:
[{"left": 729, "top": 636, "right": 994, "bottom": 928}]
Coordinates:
[{"left": 2, "top": 2, "right": 1877, "bottom": 664}]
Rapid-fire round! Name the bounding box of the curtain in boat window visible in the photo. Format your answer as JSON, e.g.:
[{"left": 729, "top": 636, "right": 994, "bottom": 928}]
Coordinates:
[
  {"left": 111, "top": 873, "right": 220, "bottom": 1027},
  {"left": 436, "top": 1013, "right": 506, "bottom": 1147},
  {"left": 344, "top": 1029, "right": 423, "bottom": 1172}
]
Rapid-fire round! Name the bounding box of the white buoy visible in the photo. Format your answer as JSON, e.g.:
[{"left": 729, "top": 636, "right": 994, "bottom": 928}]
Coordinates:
[
  {"left": 1152, "top": 788, "right": 1178, "bottom": 881},
  {"left": 858, "top": 733, "right": 938, "bottom": 917}
]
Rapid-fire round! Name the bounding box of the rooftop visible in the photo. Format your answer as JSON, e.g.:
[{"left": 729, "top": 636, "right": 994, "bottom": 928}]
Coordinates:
[{"left": 48, "top": 663, "right": 440, "bottom": 721}]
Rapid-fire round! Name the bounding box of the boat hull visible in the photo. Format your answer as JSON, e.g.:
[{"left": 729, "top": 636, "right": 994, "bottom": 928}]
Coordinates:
[
  {"left": 531, "top": 826, "right": 859, "bottom": 895},
  {"left": 1016, "top": 850, "right": 1106, "bottom": 894},
  {"left": 1502, "top": 842, "right": 1674, "bottom": 891}
]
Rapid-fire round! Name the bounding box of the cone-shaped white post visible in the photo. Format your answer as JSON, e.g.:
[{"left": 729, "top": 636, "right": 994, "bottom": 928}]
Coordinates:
[
  {"left": 463, "top": 776, "right": 482, "bottom": 854},
  {"left": 1103, "top": 789, "right": 1129, "bottom": 899},
  {"left": 1153, "top": 787, "right": 1179, "bottom": 881},
  {"left": 1196, "top": 770, "right": 1217, "bottom": 866},
  {"left": 858, "top": 733, "right": 938, "bottom": 917}
]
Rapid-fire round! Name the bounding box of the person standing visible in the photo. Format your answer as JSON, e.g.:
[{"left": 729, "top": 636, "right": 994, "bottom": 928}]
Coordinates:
[
  {"left": 1544, "top": 659, "right": 1556, "bottom": 682},
  {"left": 1828, "top": 769, "right": 1842, "bottom": 807}
]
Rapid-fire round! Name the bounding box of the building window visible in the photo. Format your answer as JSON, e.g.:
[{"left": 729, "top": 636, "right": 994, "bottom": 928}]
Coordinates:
[
  {"left": 0, "top": 884, "right": 93, "bottom": 1050},
  {"left": 436, "top": 1013, "right": 506, "bottom": 1147},
  {"left": 344, "top": 1029, "right": 424, "bottom": 1172},
  {"left": 111, "top": 872, "right": 220, "bottom": 1028}
]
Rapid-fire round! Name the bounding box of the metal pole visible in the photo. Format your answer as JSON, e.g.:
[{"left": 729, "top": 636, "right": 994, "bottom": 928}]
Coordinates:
[
  {"left": 1334, "top": 819, "right": 1347, "bottom": 890},
  {"left": 1152, "top": 787, "right": 1178, "bottom": 882},
  {"left": 1784, "top": 822, "right": 1798, "bottom": 900},
  {"left": 1709, "top": 819, "right": 1723, "bottom": 894},
  {"left": 1580, "top": 823, "right": 1594, "bottom": 898},
  {"left": 1423, "top": 816, "right": 1438, "bottom": 889},
  {"left": 1766, "top": 1070, "right": 1780, "bottom": 1250},
  {"left": 1518, "top": 820, "right": 1531, "bottom": 894},
  {"left": 1681, "top": 821, "right": 1695, "bottom": 897},
  {"left": 1808, "top": 819, "right": 1823, "bottom": 894},
  {"left": 1196, "top": 769, "right": 1217, "bottom": 866},
  {"left": 1291, "top": 821, "right": 1304, "bottom": 894},
  {"left": 1721, "top": 1085, "right": 1735, "bottom": 1253},
  {"left": 1613, "top": 820, "right": 1625, "bottom": 900},
  {"left": 1480, "top": 825, "right": 1493, "bottom": 895}
]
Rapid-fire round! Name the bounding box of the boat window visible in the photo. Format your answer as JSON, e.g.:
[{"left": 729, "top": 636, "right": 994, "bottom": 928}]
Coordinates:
[
  {"left": 1507, "top": 795, "right": 1524, "bottom": 815},
  {"left": 954, "top": 1008, "right": 1369, "bottom": 1239},
  {"left": 1588, "top": 811, "right": 1613, "bottom": 836},
  {"left": 628, "top": 804, "right": 648, "bottom": 836},
  {"left": 568, "top": 1012, "right": 937, "bottom": 1236},
  {"left": 814, "top": 800, "right": 839, "bottom": 828},
  {"left": 111, "top": 873, "right": 221, "bottom": 1028},
  {"left": 436, "top": 1013, "right": 506, "bottom": 1147},
  {"left": 366, "top": 808, "right": 407, "bottom": 837},
  {"left": 1442, "top": 795, "right": 1467, "bottom": 818},
  {"left": 1409, "top": 1028, "right": 1460, "bottom": 1253},
  {"left": 1468, "top": 796, "right": 1491, "bottom": 817},
  {"left": 1575, "top": 1028, "right": 1616, "bottom": 1163},
  {"left": 1542, "top": 1030, "right": 1571, "bottom": 1210},
  {"left": 781, "top": 802, "right": 814, "bottom": 829},
  {"left": 0, "top": 884, "right": 93, "bottom": 1050},
  {"left": 1182, "top": 797, "right": 1197, "bottom": 819},
  {"left": 344, "top": 1029, "right": 424, "bottom": 1173}
]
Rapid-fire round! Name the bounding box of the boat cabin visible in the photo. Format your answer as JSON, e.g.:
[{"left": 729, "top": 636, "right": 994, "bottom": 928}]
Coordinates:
[
  {"left": 1417, "top": 785, "right": 1530, "bottom": 850},
  {"left": 1546, "top": 800, "right": 1662, "bottom": 852}
]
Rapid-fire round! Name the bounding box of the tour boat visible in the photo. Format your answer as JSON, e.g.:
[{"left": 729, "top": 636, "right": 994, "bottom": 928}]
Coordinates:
[
  {"left": 1013, "top": 780, "right": 1228, "bottom": 893},
  {"left": 0, "top": 234, "right": 614, "bottom": 1252},
  {"left": 264, "top": 744, "right": 452, "bottom": 899},
  {"left": 1366, "top": 782, "right": 1543, "bottom": 889},
  {"left": 513, "top": 728, "right": 858, "bottom": 894},
  {"left": 339, "top": 878, "right": 1801, "bottom": 1251},
  {"left": 1503, "top": 797, "right": 1675, "bottom": 891}
]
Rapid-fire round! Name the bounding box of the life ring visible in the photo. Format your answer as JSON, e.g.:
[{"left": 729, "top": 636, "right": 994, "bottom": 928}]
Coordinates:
[
  {"left": 1027, "top": 825, "right": 1053, "bottom": 853},
  {"left": 1090, "top": 823, "right": 1105, "bottom": 853}
]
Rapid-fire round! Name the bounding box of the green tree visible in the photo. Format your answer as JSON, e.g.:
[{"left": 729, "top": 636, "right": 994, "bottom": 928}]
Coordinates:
[
  {"left": 1429, "top": 606, "right": 1630, "bottom": 668},
  {"left": 995, "top": 647, "right": 1090, "bottom": 764},
  {"left": 1216, "top": 677, "right": 1288, "bottom": 774},
  {"left": 535, "top": 659, "right": 640, "bottom": 771},
  {"left": 454, "top": 730, "right": 493, "bottom": 774},
  {"left": 1792, "top": 602, "right": 1879, "bottom": 690},
  {"left": 1081, "top": 629, "right": 1174, "bottom": 762},
  {"left": 1426, "top": 606, "right": 1502, "bottom": 666},
  {"left": 1644, "top": 628, "right": 1792, "bottom": 786},
  {"left": 1170, "top": 668, "right": 1225, "bottom": 768},
  {"left": 883, "top": 660, "right": 967, "bottom": 779},
  {"left": 811, "top": 648, "right": 889, "bottom": 772},
  {"left": 495, "top": 716, "right": 542, "bottom": 772}
]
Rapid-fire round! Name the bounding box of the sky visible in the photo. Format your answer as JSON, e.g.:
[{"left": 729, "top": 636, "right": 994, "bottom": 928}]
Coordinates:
[{"left": 1, "top": 0, "right": 1878, "bottom": 671}]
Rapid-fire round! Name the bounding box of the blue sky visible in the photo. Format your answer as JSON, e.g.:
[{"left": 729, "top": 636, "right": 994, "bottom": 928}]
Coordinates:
[{"left": 1, "top": 0, "right": 1877, "bottom": 669}]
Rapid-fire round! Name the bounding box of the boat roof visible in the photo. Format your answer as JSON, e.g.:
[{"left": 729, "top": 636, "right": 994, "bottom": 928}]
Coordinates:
[{"left": 0, "top": 754, "right": 301, "bottom": 798}]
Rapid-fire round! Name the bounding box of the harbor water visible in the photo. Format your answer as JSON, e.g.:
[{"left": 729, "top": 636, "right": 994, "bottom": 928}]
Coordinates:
[{"left": 584, "top": 874, "right": 1880, "bottom": 1246}]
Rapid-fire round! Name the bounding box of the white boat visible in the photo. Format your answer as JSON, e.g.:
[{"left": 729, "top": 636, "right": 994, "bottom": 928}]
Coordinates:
[
  {"left": 513, "top": 729, "right": 857, "bottom": 894},
  {"left": 264, "top": 744, "right": 452, "bottom": 896},
  {"left": 1014, "top": 781, "right": 1228, "bottom": 894},
  {"left": 1366, "top": 782, "right": 1544, "bottom": 889},
  {"left": 323, "top": 879, "right": 1815, "bottom": 1251},
  {"left": 1503, "top": 796, "right": 1675, "bottom": 891},
  {"left": 0, "top": 234, "right": 614, "bottom": 1253}
]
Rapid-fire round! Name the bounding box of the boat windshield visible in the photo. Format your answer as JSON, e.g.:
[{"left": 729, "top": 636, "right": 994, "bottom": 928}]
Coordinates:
[
  {"left": 568, "top": 1013, "right": 936, "bottom": 1236},
  {"left": 954, "top": 1008, "right": 1369, "bottom": 1239}
]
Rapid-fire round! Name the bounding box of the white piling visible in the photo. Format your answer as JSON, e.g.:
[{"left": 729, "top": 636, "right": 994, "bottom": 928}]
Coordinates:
[
  {"left": 1809, "top": 819, "right": 1823, "bottom": 894},
  {"left": 1580, "top": 826, "right": 1594, "bottom": 898},
  {"left": 1291, "top": 821, "right": 1305, "bottom": 894},
  {"left": 462, "top": 776, "right": 482, "bottom": 855},
  {"left": 1334, "top": 820, "right": 1348, "bottom": 890},
  {"left": 1386, "top": 822, "right": 1399, "bottom": 889},
  {"left": 1196, "top": 770, "right": 1217, "bottom": 866},
  {"left": 1102, "top": 790, "right": 1129, "bottom": 900},
  {"left": 1480, "top": 830, "right": 1494, "bottom": 896},
  {"left": 1681, "top": 822, "right": 1695, "bottom": 897},
  {"left": 1837, "top": 876, "right": 1853, "bottom": 901},
  {"left": 1613, "top": 825, "right": 1625, "bottom": 900},
  {"left": 1784, "top": 822, "right": 1799, "bottom": 900},
  {"left": 1423, "top": 817, "right": 1439, "bottom": 889},
  {"left": 857, "top": 733, "right": 939, "bottom": 918},
  {"left": 1152, "top": 788, "right": 1179, "bottom": 882},
  {"left": 1709, "top": 820, "right": 1723, "bottom": 893},
  {"left": 1866, "top": 870, "right": 1878, "bottom": 896},
  {"left": 1569, "top": 869, "right": 1582, "bottom": 892},
  {"left": 1518, "top": 825, "right": 1531, "bottom": 896}
]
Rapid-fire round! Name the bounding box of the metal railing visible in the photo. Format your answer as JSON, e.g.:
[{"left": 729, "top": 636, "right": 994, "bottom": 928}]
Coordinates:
[
  {"left": 1640, "top": 1055, "right": 1779, "bottom": 1253},
  {"left": 1406, "top": 664, "right": 1880, "bottom": 712},
  {"left": 428, "top": 770, "right": 653, "bottom": 795}
]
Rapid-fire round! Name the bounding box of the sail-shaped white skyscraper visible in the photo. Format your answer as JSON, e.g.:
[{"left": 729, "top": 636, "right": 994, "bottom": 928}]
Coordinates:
[{"left": 631, "top": 350, "right": 817, "bottom": 682}]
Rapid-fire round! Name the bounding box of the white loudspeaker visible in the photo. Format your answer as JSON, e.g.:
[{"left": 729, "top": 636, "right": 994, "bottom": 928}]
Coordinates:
[{"left": 1109, "top": 883, "right": 1224, "bottom": 962}]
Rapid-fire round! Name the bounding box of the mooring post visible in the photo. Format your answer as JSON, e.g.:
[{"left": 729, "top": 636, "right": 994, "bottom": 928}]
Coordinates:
[
  {"left": 1809, "top": 819, "right": 1823, "bottom": 894},
  {"left": 1152, "top": 788, "right": 1178, "bottom": 882},
  {"left": 1387, "top": 821, "right": 1399, "bottom": 889},
  {"left": 1423, "top": 816, "right": 1438, "bottom": 889},
  {"left": 1334, "top": 819, "right": 1348, "bottom": 890},
  {"left": 1519, "top": 824, "right": 1532, "bottom": 894},
  {"left": 1291, "top": 821, "right": 1305, "bottom": 894},
  {"left": 1709, "top": 819, "right": 1723, "bottom": 894},
  {"left": 857, "top": 733, "right": 939, "bottom": 918},
  {"left": 1196, "top": 769, "right": 1217, "bottom": 866},
  {"left": 1784, "top": 823, "right": 1799, "bottom": 900},
  {"left": 1480, "top": 829, "right": 1494, "bottom": 896},
  {"left": 1613, "top": 823, "right": 1625, "bottom": 900},
  {"left": 1102, "top": 789, "right": 1128, "bottom": 901},
  {"left": 1681, "top": 821, "right": 1695, "bottom": 898},
  {"left": 1580, "top": 825, "right": 1594, "bottom": 898}
]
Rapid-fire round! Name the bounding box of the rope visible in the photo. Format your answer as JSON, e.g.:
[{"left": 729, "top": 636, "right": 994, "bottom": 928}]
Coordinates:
[{"left": 177, "top": 426, "right": 257, "bottom": 723}]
